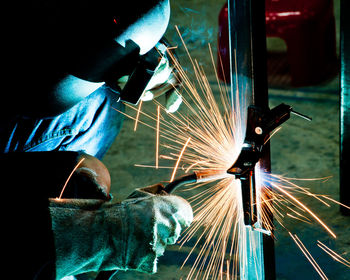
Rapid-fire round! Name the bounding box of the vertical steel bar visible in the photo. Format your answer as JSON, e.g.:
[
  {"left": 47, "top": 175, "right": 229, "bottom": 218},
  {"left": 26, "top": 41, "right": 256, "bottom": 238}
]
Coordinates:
[
  {"left": 228, "top": 0, "right": 276, "bottom": 279},
  {"left": 249, "top": 2, "right": 276, "bottom": 279},
  {"left": 340, "top": 0, "right": 350, "bottom": 216}
]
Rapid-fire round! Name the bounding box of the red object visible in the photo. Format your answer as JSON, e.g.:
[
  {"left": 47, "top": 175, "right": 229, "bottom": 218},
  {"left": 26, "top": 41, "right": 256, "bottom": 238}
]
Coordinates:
[{"left": 217, "top": 0, "right": 337, "bottom": 86}]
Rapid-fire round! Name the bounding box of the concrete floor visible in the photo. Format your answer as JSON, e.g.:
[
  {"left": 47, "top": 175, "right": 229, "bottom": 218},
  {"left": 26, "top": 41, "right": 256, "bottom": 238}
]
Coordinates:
[{"left": 93, "top": 0, "right": 350, "bottom": 279}]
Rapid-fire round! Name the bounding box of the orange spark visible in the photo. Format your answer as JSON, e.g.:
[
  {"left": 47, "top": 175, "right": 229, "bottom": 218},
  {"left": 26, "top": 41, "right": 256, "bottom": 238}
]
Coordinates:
[
  {"left": 271, "top": 182, "right": 336, "bottom": 238},
  {"left": 134, "top": 100, "right": 143, "bottom": 131},
  {"left": 170, "top": 137, "right": 191, "bottom": 182},
  {"left": 134, "top": 164, "right": 174, "bottom": 169},
  {"left": 317, "top": 241, "right": 350, "bottom": 268},
  {"left": 57, "top": 157, "right": 86, "bottom": 200},
  {"left": 156, "top": 105, "right": 160, "bottom": 169},
  {"left": 184, "top": 160, "right": 207, "bottom": 173},
  {"left": 264, "top": 127, "right": 282, "bottom": 145},
  {"left": 159, "top": 155, "right": 174, "bottom": 160},
  {"left": 320, "top": 195, "right": 350, "bottom": 210},
  {"left": 289, "top": 233, "right": 328, "bottom": 280}
]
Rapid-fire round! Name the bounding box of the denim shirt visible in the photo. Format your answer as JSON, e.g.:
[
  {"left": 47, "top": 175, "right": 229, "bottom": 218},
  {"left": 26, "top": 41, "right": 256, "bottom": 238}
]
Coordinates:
[{"left": 0, "top": 86, "right": 124, "bottom": 159}]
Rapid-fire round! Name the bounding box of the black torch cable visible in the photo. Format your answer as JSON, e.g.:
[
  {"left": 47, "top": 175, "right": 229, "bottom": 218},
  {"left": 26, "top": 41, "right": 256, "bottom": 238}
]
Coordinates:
[{"left": 164, "top": 173, "right": 198, "bottom": 193}]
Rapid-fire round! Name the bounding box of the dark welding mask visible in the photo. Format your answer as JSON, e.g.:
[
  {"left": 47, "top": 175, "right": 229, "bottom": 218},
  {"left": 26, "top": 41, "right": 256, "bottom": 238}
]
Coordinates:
[
  {"left": 7, "top": 1, "right": 171, "bottom": 117},
  {"left": 66, "top": 0, "right": 171, "bottom": 105}
]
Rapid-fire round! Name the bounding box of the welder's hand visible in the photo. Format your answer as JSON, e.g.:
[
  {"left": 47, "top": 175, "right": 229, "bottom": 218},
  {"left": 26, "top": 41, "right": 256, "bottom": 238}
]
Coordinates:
[
  {"left": 117, "top": 41, "right": 183, "bottom": 113},
  {"left": 120, "top": 184, "right": 193, "bottom": 270},
  {"left": 49, "top": 184, "right": 193, "bottom": 278},
  {"left": 140, "top": 57, "right": 183, "bottom": 113}
]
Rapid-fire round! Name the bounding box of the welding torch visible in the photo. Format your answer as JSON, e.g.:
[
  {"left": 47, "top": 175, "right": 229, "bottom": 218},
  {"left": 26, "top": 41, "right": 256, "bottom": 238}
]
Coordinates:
[
  {"left": 97, "top": 103, "right": 310, "bottom": 280},
  {"left": 165, "top": 103, "right": 311, "bottom": 228}
]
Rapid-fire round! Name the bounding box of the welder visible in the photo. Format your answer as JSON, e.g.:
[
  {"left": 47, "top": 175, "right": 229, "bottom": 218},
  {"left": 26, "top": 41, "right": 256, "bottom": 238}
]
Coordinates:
[{"left": 0, "top": 1, "right": 193, "bottom": 279}]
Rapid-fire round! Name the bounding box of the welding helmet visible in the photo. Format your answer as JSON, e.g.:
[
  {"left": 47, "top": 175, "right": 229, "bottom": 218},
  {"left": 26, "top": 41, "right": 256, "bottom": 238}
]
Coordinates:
[
  {"left": 65, "top": 1, "right": 170, "bottom": 78},
  {"left": 6, "top": 0, "right": 171, "bottom": 116},
  {"left": 66, "top": 0, "right": 172, "bottom": 105}
]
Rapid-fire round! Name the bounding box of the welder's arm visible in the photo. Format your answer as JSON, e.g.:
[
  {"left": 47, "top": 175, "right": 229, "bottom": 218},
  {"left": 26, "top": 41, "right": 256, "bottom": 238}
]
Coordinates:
[
  {"left": 49, "top": 185, "right": 193, "bottom": 278},
  {"left": 0, "top": 151, "right": 111, "bottom": 199},
  {"left": 0, "top": 151, "right": 112, "bottom": 278}
]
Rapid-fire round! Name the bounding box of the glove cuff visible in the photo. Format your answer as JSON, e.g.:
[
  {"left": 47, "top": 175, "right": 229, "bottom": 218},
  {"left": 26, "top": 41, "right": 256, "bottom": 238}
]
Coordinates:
[{"left": 119, "top": 197, "right": 159, "bottom": 273}]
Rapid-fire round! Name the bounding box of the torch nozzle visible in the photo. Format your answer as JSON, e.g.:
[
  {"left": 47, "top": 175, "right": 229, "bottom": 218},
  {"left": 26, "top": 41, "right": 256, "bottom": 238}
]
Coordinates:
[{"left": 164, "top": 170, "right": 233, "bottom": 193}]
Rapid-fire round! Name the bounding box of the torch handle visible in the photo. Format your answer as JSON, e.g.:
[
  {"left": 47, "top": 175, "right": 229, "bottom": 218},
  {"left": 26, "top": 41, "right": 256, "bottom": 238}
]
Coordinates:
[
  {"left": 164, "top": 170, "right": 232, "bottom": 193},
  {"left": 164, "top": 173, "right": 197, "bottom": 193}
]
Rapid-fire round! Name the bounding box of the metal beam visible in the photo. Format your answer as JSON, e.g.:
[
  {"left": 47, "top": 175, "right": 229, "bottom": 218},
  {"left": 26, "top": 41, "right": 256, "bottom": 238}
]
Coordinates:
[
  {"left": 340, "top": 0, "right": 350, "bottom": 216},
  {"left": 228, "top": 0, "right": 276, "bottom": 279}
]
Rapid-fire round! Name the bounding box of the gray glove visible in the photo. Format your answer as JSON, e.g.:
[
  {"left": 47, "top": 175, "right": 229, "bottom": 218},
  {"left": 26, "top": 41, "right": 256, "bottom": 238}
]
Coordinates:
[{"left": 49, "top": 184, "right": 193, "bottom": 279}]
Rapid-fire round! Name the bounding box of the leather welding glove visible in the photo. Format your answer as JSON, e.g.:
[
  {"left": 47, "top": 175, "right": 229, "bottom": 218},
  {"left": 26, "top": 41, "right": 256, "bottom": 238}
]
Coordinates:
[
  {"left": 49, "top": 184, "right": 193, "bottom": 279},
  {"left": 140, "top": 44, "right": 183, "bottom": 113}
]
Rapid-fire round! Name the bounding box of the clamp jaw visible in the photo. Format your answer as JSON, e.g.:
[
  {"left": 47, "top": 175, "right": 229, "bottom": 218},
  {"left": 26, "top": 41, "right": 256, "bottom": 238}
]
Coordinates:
[{"left": 227, "top": 103, "right": 311, "bottom": 226}]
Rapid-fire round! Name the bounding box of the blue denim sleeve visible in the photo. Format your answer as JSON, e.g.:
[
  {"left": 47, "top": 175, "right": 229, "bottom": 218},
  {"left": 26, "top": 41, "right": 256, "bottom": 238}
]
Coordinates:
[{"left": 0, "top": 85, "right": 124, "bottom": 159}]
